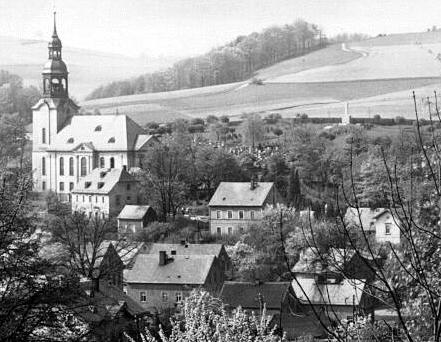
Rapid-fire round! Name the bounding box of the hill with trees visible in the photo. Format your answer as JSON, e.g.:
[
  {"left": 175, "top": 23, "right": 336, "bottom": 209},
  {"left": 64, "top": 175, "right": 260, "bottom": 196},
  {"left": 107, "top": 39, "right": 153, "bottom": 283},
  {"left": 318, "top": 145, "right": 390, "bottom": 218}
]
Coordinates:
[{"left": 85, "top": 19, "right": 325, "bottom": 100}]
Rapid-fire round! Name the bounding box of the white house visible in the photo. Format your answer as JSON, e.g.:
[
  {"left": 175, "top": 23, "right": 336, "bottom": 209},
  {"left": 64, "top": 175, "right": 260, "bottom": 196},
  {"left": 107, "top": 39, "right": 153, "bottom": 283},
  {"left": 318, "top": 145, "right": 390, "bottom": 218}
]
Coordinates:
[{"left": 344, "top": 207, "right": 400, "bottom": 244}]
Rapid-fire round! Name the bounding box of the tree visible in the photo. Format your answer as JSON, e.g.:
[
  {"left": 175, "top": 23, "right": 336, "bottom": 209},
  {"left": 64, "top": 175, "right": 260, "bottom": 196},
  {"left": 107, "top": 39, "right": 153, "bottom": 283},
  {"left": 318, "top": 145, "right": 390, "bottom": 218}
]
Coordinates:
[
  {"left": 0, "top": 170, "right": 81, "bottom": 341},
  {"left": 241, "top": 114, "right": 265, "bottom": 148},
  {"left": 287, "top": 167, "right": 302, "bottom": 208}
]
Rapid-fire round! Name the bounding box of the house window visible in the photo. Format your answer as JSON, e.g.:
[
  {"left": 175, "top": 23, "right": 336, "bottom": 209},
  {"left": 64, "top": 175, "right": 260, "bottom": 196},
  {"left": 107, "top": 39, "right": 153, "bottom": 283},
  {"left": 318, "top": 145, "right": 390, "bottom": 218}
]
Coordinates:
[
  {"left": 217, "top": 227, "right": 221, "bottom": 235},
  {"left": 227, "top": 211, "right": 233, "bottom": 219},
  {"left": 127, "top": 196, "right": 131, "bottom": 201},
  {"left": 69, "top": 182, "right": 74, "bottom": 191},
  {"left": 228, "top": 227, "right": 232, "bottom": 235},
  {"left": 127, "top": 184, "right": 131, "bottom": 191},
  {"left": 89, "top": 196, "right": 92, "bottom": 203},
  {"left": 250, "top": 210, "right": 255, "bottom": 220},
  {"left": 42, "top": 128, "right": 46, "bottom": 144},
  {"left": 82, "top": 195, "right": 85, "bottom": 202},
  {"left": 239, "top": 226, "right": 244, "bottom": 234},
  {"left": 385, "top": 223, "right": 392, "bottom": 235},
  {"left": 59, "top": 182, "right": 64, "bottom": 191},
  {"left": 110, "top": 157, "right": 115, "bottom": 168},
  {"left": 161, "top": 292, "right": 168, "bottom": 302},
  {"left": 42, "top": 157, "right": 46, "bottom": 176},
  {"left": 42, "top": 181, "right": 46, "bottom": 191},
  {"left": 76, "top": 195, "right": 78, "bottom": 201},
  {"left": 95, "top": 196, "right": 98, "bottom": 203},
  {"left": 69, "top": 157, "right": 74, "bottom": 176},
  {"left": 102, "top": 196, "right": 105, "bottom": 203},
  {"left": 176, "top": 292, "right": 182, "bottom": 302},
  {"left": 99, "top": 157, "right": 105, "bottom": 168},
  {"left": 216, "top": 210, "right": 221, "bottom": 219},
  {"left": 116, "top": 195, "right": 121, "bottom": 205},
  {"left": 140, "top": 292, "right": 146, "bottom": 302},
  {"left": 239, "top": 210, "right": 244, "bottom": 219},
  {"left": 80, "top": 157, "right": 87, "bottom": 176},
  {"left": 59, "top": 157, "right": 64, "bottom": 176}
]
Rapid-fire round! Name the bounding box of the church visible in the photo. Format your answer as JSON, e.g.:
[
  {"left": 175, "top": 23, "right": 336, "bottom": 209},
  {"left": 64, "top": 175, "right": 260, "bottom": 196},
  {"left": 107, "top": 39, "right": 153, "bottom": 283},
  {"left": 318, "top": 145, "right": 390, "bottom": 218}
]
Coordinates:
[{"left": 32, "top": 14, "right": 156, "bottom": 201}]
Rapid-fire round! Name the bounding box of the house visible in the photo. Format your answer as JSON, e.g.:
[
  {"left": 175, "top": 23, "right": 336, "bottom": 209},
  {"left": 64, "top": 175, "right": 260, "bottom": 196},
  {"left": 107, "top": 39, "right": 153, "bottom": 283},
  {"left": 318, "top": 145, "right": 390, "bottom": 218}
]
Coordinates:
[
  {"left": 141, "top": 242, "right": 232, "bottom": 276},
  {"left": 71, "top": 167, "right": 139, "bottom": 218},
  {"left": 291, "top": 273, "right": 373, "bottom": 323},
  {"left": 208, "top": 180, "right": 283, "bottom": 235},
  {"left": 345, "top": 207, "right": 400, "bottom": 244},
  {"left": 124, "top": 251, "right": 224, "bottom": 311},
  {"left": 31, "top": 14, "right": 157, "bottom": 200},
  {"left": 117, "top": 205, "right": 157, "bottom": 234}
]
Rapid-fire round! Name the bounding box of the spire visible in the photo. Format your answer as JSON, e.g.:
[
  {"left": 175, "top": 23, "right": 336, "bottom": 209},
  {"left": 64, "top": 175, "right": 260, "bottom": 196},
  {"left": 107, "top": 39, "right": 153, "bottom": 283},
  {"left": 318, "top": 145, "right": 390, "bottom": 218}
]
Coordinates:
[{"left": 52, "top": 11, "right": 58, "bottom": 38}]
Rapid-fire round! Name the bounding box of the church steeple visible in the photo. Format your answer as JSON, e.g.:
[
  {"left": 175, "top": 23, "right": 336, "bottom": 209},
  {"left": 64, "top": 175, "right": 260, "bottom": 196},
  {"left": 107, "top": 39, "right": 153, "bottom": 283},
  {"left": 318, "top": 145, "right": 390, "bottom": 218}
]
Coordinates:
[{"left": 42, "top": 11, "right": 68, "bottom": 98}]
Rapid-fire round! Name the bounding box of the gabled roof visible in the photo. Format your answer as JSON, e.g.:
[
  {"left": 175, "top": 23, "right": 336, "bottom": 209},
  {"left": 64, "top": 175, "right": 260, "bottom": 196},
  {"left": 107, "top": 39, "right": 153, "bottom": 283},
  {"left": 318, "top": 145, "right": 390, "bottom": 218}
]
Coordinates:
[
  {"left": 125, "top": 254, "right": 215, "bottom": 285},
  {"left": 292, "top": 277, "right": 365, "bottom": 306},
  {"left": 344, "top": 207, "right": 390, "bottom": 231},
  {"left": 72, "top": 168, "right": 137, "bottom": 194},
  {"left": 220, "top": 282, "right": 291, "bottom": 310},
  {"left": 117, "top": 205, "right": 153, "bottom": 220},
  {"left": 134, "top": 134, "right": 156, "bottom": 151},
  {"left": 209, "top": 182, "right": 274, "bottom": 207},
  {"left": 142, "top": 243, "right": 224, "bottom": 258},
  {"left": 48, "top": 114, "right": 146, "bottom": 151}
]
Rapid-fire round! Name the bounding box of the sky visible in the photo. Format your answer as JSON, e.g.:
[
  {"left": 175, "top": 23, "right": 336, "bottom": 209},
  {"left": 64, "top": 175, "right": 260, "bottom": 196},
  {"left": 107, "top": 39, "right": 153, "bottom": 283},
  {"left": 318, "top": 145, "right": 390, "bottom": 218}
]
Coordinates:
[{"left": 1, "top": 0, "right": 441, "bottom": 58}]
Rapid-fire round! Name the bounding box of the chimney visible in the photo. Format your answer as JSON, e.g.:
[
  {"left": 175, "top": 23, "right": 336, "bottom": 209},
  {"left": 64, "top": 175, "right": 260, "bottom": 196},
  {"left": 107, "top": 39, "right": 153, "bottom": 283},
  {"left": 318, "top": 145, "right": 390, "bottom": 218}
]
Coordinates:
[
  {"left": 250, "top": 176, "right": 257, "bottom": 190},
  {"left": 159, "top": 251, "right": 167, "bottom": 266}
]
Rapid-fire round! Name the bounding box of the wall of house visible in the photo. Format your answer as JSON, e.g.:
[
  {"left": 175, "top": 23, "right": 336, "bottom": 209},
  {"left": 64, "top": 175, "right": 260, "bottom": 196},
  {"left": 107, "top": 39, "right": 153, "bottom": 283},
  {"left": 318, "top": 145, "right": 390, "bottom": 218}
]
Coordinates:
[
  {"left": 109, "top": 182, "right": 139, "bottom": 217},
  {"left": 72, "top": 193, "right": 110, "bottom": 218},
  {"left": 209, "top": 206, "right": 263, "bottom": 235},
  {"left": 126, "top": 283, "right": 197, "bottom": 310},
  {"left": 375, "top": 213, "right": 400, "bottom": 244},
  {"left": 118, "top": 218, "right": 144, "bottom": 234}
]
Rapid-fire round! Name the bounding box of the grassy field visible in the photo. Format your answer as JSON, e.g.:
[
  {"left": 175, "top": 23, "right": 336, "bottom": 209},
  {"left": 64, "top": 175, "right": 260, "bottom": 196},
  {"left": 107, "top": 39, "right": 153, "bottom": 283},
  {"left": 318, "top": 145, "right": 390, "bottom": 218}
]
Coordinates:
[
  {"left": 267, "top": 44, "right": 441, "bottom": 83},
  {"left": 80, "top": 30, "right": 441, "bottom": 125}
]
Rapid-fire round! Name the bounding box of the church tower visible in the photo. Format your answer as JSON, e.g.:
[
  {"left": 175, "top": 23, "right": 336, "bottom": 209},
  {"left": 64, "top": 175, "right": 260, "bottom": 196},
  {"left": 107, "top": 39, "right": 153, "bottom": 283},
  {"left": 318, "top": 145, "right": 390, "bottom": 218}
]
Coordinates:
[
  {"left": 32, "top": 12, "right": 79, "bottom": 193},
  {"left": 42, "top": 12, "right": 69, "bottom": 98}
]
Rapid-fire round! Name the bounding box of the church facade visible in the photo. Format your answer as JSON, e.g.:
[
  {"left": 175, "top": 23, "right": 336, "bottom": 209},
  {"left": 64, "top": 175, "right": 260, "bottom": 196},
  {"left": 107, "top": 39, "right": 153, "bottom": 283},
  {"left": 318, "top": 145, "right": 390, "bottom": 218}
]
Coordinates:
[{"left": 32, "top": 14, "right": 156, "bottom": 201}]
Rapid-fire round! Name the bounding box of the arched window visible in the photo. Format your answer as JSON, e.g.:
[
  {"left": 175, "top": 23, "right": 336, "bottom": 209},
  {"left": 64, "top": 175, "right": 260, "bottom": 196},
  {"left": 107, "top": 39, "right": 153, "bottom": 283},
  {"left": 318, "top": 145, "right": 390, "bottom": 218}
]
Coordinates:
[
  {"left": 42, "top": 157, "right": 46, "bottom": 176},
  {"left": 69, "top": 157, "right": 74, "bottom": 176},
  {"left": 100, "top": 157, "right": 105, "bottom": 168},
  {"left": 59, "top": 157, "right": 64, "bottom": 176},
  {"left": 110, "top": 157, "right": 115, "bottom": 169},
  {"left": 42, "top": 128, "right": 46, "bottom": 144},
  {"left": 80, "top": 157, "right": 87, "bottom": 176}
]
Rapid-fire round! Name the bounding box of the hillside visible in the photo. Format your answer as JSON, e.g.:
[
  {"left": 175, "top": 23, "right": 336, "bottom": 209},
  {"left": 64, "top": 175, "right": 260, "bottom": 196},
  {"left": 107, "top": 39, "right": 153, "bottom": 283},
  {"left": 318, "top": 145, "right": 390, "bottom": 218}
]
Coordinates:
[
  {"left": 0, "top": 36, "right": 177, "bottom": 100},
  {"left": 81, "top": 31, "right": 441, "bottom": 125}
]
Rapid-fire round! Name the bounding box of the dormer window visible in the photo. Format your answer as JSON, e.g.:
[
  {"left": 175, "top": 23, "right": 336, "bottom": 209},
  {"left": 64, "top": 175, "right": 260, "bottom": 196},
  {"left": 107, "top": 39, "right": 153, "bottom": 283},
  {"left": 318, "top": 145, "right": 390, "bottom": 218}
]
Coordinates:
[
  {"left": 85, "top": 182, "right": 92, "bottom": 189},
  {"left": 108, "top": 137, "right": 115, "bottom": 143},
  {"left": 94, "top": 125, "right": 102, "bottom": 132},
  {"left": 98, "top": 182, "right": 104, "bottom": 189},
  {"left": 67, "top": 137, "right": 74, "bottom": 143}
]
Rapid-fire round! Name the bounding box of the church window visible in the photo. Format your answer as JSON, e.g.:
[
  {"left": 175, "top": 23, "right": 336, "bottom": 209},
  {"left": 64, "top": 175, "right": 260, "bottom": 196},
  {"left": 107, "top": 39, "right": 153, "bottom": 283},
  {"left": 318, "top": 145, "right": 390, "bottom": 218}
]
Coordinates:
[
  {"left": 59, "top": 157, "right": 64, "bottom": 176},
  {"left": 42, "top": 157, "right": 46, "bottom": 176},
  {"left": 42, "top": 128, "right": 46, "bottom": 144},
  {"left": 69, "top": 157, "right": 74, "bottom": 176},
  {"left": 80, "top": 157, "right": 87, "bottom": 176},
  {"left": 99, "top": 157, "right": 105, "bottom": 168},
  {"left": 59, "top": 182, "right": 64, "bottom": 191},
  {"left": 110, "top": 157, "right": 115, "bottom": 169},
  {"left": 108, "top": 137, "right": 115, "bottom": 143},
  {"left": 94, "top": 125, "right": 102, "bottom": 132},
  {"left": 67, "top": 138, "right": 74, "bottom": 143}
]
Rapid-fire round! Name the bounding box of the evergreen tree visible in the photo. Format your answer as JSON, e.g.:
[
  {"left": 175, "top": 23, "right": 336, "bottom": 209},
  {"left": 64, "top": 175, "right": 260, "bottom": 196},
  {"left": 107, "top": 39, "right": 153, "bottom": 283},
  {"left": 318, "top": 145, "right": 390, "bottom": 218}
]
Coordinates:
[{"left": 287, "top": 167, "right": 302, "bottom": 209}]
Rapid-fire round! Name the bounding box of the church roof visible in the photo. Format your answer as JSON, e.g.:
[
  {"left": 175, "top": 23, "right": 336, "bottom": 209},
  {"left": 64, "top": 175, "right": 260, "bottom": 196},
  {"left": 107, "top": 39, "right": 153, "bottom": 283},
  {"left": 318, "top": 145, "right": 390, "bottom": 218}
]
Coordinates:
[{"left": 49, "top": 114, "right": 147, "bottom": 151}]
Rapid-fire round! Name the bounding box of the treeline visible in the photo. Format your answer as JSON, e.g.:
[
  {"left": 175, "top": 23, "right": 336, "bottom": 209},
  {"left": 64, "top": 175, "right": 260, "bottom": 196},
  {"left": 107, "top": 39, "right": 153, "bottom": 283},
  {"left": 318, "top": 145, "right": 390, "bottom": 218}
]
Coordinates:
[
  {"left": 86, "top": 19, "right": 325, "bottom": 100},
  {"left": 0, "top": 70, "right": 40, "bottom": 123}
]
